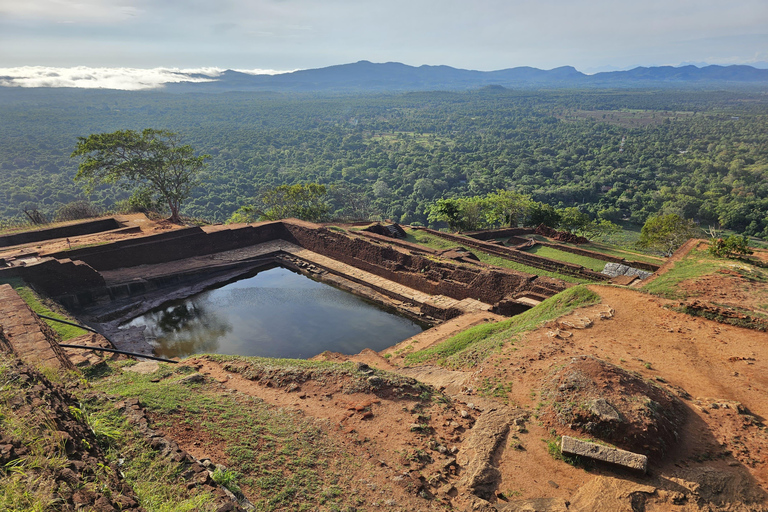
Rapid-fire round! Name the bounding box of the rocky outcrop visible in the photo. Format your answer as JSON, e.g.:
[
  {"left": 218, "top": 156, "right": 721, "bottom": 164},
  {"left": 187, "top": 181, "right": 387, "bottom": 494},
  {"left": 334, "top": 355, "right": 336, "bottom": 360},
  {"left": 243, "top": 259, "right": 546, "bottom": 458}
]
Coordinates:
[{"left": 540, "top": 356, "right": 686, "bottom": 459}]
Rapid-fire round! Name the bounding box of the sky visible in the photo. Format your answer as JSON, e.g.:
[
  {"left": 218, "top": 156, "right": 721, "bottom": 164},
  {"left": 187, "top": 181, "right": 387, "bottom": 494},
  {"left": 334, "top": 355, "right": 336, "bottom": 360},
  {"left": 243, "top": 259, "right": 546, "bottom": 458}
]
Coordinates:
[{"left": 1, "top": 0, "right": 767, "bottom": 89}]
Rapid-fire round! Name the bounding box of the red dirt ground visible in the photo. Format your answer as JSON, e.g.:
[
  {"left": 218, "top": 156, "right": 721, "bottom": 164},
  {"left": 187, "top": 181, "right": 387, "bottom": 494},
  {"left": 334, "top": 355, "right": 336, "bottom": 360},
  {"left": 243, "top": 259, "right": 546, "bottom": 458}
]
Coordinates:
[{"left": 148, "top": 281, "right": 768, "bottom": 511}]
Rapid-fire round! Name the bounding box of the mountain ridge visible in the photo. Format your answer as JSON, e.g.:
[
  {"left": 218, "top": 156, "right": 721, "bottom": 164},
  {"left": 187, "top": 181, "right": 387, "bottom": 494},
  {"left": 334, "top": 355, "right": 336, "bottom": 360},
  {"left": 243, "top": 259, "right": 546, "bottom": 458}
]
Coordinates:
[{"left": 164, "top": 60, "right": 768, "bottom": 92}]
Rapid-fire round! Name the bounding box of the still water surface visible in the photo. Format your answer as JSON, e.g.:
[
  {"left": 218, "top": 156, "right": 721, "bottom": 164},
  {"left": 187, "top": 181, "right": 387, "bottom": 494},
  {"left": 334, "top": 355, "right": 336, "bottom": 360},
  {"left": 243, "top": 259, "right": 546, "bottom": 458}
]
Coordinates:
[{"left": 122, "top": 267, "right": 428, "bottom": 359}]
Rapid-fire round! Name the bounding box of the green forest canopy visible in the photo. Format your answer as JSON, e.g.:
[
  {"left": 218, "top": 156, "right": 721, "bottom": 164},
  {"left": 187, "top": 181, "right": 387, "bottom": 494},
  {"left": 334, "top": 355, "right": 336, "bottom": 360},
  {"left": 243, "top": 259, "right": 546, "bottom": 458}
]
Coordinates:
[{"left": 1, "top": 87, "right": 767, "bottom": 238}]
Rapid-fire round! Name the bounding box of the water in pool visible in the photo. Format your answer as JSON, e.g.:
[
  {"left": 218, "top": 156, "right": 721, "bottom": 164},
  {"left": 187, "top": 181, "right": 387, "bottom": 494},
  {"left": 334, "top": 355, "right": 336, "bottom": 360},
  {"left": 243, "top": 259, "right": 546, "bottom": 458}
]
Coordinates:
[{"left": 121, "top": 266, "right": 428, "bottom": 359}]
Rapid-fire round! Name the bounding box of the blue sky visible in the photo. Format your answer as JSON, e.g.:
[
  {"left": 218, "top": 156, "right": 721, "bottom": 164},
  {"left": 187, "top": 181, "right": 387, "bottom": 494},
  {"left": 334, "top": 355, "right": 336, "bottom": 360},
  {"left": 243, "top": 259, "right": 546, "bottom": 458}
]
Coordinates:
[{"left": 1, "top": 0, "right": 766, "bottom": 77}]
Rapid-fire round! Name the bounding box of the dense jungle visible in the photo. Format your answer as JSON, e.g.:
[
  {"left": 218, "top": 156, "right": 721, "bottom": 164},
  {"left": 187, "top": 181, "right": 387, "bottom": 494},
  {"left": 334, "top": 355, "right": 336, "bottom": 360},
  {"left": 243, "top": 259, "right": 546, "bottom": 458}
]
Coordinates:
[{"left": 1, "top": 87, "right": 767, "bottom": 238}]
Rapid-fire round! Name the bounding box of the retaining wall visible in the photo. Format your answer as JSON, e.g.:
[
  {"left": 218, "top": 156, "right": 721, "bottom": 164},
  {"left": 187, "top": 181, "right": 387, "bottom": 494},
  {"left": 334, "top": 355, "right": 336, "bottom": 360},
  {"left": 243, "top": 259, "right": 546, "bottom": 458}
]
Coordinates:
[
  {"left": 413, "top": 227, "right": 609, "bottom": 281},
  {"left": 16, "top": 219, "right": 571, "bottom": 313},
  {"left": 0, "top": 284, "right": 74, "bottom": 370},
  {"left": 463, "top": 227, "right": 536, "bottom": 241},
  {"left": 0, "top": 218, "right": 121, "bottom": 248},
  {"left": 48, "top": 223, "right": 293, "bottom": 271},
  {"left": 534, "top": 241, "right": 660, "bottom": 272},
  {"left": 284, "top": 222, "right": 567, "bottom": 305}
]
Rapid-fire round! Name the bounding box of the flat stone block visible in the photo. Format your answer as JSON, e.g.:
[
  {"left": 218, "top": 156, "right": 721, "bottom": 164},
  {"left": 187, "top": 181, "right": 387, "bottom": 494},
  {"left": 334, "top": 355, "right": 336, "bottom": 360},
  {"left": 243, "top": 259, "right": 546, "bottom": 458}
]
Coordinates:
[{"left": 560, "top": 436, "right": 647, "bottom": 473}]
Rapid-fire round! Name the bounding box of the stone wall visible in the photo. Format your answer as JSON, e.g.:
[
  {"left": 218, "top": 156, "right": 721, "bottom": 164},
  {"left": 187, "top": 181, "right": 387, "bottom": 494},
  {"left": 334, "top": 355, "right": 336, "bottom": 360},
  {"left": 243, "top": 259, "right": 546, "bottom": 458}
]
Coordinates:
[
  {"left": 49, "top": 223, "right": 293, "bottom": 271},
  {"left": 463, "top": 227, "right": 536, "bottom": 240},
  {"left": 283, "top": 222, "right": 568, "bottom": 305},
  {"left": 16, "top": 219, "right": 571, "bottom": 313},
  {"left": 535, "top": 240, "right": 660, "bottom": 272},
  {"left": 0, "top": 284, "right": 74, "bottom": 370},
  {"left": 413, "top": 227, "right": 609, "bottom": 281},
  {"left": 0, "top": 218, "right": 121, "bottom": 248}
]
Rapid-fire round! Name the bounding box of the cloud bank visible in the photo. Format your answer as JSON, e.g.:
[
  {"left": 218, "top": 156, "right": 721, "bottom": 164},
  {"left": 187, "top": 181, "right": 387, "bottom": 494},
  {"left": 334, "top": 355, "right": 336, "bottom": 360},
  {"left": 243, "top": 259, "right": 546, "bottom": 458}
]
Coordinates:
[{"left": 0, "top": 66, "right": 287, "bottom": 90}]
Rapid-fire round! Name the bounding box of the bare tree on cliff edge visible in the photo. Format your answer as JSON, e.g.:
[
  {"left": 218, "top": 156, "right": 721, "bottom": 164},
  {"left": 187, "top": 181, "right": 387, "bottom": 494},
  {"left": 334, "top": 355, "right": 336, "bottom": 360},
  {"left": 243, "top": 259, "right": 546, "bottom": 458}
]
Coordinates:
[{"left": 71, "top": 129, "right": 210, "bottom": 224}]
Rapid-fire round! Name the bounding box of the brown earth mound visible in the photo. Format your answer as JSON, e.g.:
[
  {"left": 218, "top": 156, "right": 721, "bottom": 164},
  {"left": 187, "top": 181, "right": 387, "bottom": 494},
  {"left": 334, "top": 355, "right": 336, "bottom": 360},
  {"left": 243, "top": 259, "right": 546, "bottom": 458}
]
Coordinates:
[
  {"left": 540, "top": 355, "right": 686, "bottom": 458},
  {"left": 535, "top": 224, "right": 589, "bottom": 244}
]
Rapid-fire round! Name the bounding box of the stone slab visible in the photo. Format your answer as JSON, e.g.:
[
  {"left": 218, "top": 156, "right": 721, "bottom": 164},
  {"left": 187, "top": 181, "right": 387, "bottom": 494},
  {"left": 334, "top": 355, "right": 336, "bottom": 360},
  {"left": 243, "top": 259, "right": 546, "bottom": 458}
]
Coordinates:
[
  {"left": 560, "top": 436, "right": 647, "bottom": 472},
  {"left": 0, "top": 284, "right": 74, "bottom": 369},
  {"left": 497, "top": 498, "right": 569, "bottom": 512}
]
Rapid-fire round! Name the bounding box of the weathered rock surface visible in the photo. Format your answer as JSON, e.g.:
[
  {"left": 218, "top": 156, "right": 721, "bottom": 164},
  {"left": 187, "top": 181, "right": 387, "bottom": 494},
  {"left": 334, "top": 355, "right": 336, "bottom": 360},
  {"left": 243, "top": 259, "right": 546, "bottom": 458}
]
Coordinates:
[
  {"left": 561, "top": 436, "right": 648, "bottom": 472},
  {"left": 457, "top": 407, "right": 521, "bottom": 501},
  {"left": 540, "top": 355, "right": 686, "bottom": 457},
  {"left": 496, "top": 497, "right": 569, "bottom": 511},
  {"left": 602, "top": 262, "right": 652, "bottom": 280}
]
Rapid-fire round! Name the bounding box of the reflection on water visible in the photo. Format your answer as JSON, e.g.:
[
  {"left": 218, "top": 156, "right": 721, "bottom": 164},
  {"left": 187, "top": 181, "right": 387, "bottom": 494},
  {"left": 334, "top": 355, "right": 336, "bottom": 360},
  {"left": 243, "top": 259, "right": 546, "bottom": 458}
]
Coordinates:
[{"left": 121, "top": 266, "right": 428, "bottom": 359}]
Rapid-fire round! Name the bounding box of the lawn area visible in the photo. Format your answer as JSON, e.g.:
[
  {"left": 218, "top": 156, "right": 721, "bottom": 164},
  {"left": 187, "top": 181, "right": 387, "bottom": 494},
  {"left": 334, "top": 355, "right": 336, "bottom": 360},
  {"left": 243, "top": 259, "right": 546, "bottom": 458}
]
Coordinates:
[
  {"left": 577, "top": 242, "right": 664, "bottom": 265},
  {"left": 404, "top": 229, "right": 590, "bottom": 284},
  {"left": 523, "top": 245, "right": 607, "bottom": 272}
]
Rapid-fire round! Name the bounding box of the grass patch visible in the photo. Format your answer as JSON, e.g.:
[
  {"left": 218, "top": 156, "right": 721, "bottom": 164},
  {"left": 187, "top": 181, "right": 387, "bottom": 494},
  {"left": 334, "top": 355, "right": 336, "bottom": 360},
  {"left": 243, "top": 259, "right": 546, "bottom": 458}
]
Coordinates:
[
  {"left": 640, "top": 248, "right": 728, "bottom": 299},
  {"left": 544, "top": 436, "right": 586, "bottom": 467},
  {"left": 79, "top": 404, "right": 221, "bottom": 512},
  {"left": 0, "top": 360, "right": 71, "bottom": 511},
  {"left": 524, "top": 245, "right": 607, "bottom": 272},
  {"left": 404, "top": 230, "right": 590, "bottom": 283},
  {"left": 404, "top": 285, "right": 601, "bottom": 368},
  {"left": 0, "top": 353, "right": 218, "bottom": 512},
  {"left": 0, "top": 276, "right": 88, "bottom": 341},
  {"left": 479, "top": 377, "right": 513, "bottom": 403},
  {"left": 84, "top": 360, "right": 367, "bottom": 511},
  {"left": 580, "top": 241, "right": 664, "bottom": 266}
]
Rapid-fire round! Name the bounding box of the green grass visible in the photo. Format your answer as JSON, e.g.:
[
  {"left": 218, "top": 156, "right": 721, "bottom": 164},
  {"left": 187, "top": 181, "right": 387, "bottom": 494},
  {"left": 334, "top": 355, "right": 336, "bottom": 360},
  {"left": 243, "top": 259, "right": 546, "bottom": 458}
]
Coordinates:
[
  {"left": 404, "top": 285, "right": 601, "bottom": 368},
  {"left": 404, "top": 230, "right": 590, "bottom": 284},
  {"left": 79, "top": 404, "right": 221, "bottom": 512},
  {"left": 640, "top": 248, "right": 729, "bottom": 299},
  {"left": 544, "top": 436, "right": 585, "bottom": 467},
  {"left": 0, "top": 358, "right": 72, "bottom": 511},
  {"left": 0, "top": 276, "right": 88, "bottom": 341},
  {"left": 86, "top": 360, "right": 365, "bottom": 511},
  {"left": 0, "top": 354, "right": 218, "bottom": 512},
  {"left": 524, "top": 245, "right": 607, "bottom": 272},
  {"left": 579, "top": 241, "right": 664, "bottom": 265}
]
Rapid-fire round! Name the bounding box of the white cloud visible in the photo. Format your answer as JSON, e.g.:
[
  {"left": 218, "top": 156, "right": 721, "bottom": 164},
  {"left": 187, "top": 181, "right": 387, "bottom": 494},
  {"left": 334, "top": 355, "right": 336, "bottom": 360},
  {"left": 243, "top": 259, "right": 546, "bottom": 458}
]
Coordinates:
[
  {"left": 0, "top": 66, "right": 287, "bottom": 90},
  {"left": 233, "top": 68, "right": 294, "bottom": 76},
  {"left": 0, "top": 0, "right": 143, "bottom": 23}
]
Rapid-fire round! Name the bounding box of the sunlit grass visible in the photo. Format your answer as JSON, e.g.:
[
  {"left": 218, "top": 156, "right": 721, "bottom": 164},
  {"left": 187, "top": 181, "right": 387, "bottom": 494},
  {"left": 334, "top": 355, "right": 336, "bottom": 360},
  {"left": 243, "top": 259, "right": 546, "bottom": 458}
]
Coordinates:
[
  {"left": 404, "top": 230, "right": 590, "bottom": 283},
  {"left": 523, "top": 245, "right": 607, "bottom": 272},
  {"left": 0, "top": 276, "right": 88, "bottom": 341},
  {"left": 404, "top": 285, "right": 601, "bottom": 368}
]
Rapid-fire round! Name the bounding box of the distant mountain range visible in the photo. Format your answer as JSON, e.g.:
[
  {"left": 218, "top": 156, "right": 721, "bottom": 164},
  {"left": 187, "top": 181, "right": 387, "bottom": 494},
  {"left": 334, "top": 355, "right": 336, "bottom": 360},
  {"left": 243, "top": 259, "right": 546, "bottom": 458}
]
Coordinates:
[{"left": 166, "top": 61, "right": 768, "bottom": 93}]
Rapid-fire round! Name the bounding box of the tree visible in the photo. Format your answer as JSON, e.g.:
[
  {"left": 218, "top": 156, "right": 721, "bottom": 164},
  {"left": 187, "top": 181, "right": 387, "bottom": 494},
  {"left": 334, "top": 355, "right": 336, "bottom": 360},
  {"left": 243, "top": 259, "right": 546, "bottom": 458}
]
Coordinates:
[
  {"left": 426, "top": 196, "right": 491, "bottom": 231},
  {"left": 426, "top": 198, "right": 463, "bottom": 231},
  {"left": 708, "top": 235, "right": 753, "bottom": 259},
  {"left": 485, "top": 190, "right": 533, "bottom": 228},
  {"left": 526, "top": 201, "right": 561, "bottom": 228},
  {"left": 71, "top": 129, "right": 209, "bottom": 224},
  {"left": 557, "top": 207, "right": 591, "bottom": 234},
  {"left": 638, "top": 214, "right": 699, "bottom": 256},
  {"left": 228, "top": 183, "right": 331, "bottom": 223},
  {"left": 579, "top": 219, "right": 622, "bottom": 240}
]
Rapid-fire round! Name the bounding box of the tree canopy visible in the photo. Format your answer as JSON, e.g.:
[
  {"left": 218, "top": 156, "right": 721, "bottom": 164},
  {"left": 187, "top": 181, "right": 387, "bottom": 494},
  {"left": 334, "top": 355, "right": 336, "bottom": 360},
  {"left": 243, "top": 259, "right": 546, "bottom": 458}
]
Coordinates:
[
  {"left": 425, "top": 189, "right": 620, "bottom": 240},
  {"left": 2, "top": 88, "right": 767, "bottom": 238},
  {"left": 638, "top": 214, "right": 699, "bottom": 256},
  {"left": 71, "top": 129, "right": 209, "bottom": 224},
  {"left": 227, "top": 183, "right": 330, "bottom": 223}
]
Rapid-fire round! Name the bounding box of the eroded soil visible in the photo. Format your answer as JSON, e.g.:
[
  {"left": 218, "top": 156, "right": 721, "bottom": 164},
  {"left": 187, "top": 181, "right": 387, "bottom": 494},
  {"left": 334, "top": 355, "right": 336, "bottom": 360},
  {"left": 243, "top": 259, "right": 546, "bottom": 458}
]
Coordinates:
[{"left": 121, "top": 282, "right": 768, "bottom": 511}]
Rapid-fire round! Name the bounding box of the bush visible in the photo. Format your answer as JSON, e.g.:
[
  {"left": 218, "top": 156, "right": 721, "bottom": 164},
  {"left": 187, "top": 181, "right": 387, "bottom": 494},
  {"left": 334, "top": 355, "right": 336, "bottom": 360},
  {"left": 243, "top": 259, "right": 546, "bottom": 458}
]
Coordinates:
[
  {"left": 55, "top": 201, "right": 101, "bottom": 222},
  {"left": 708, "top": 235, "right": 753, "bottom": 259}
]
